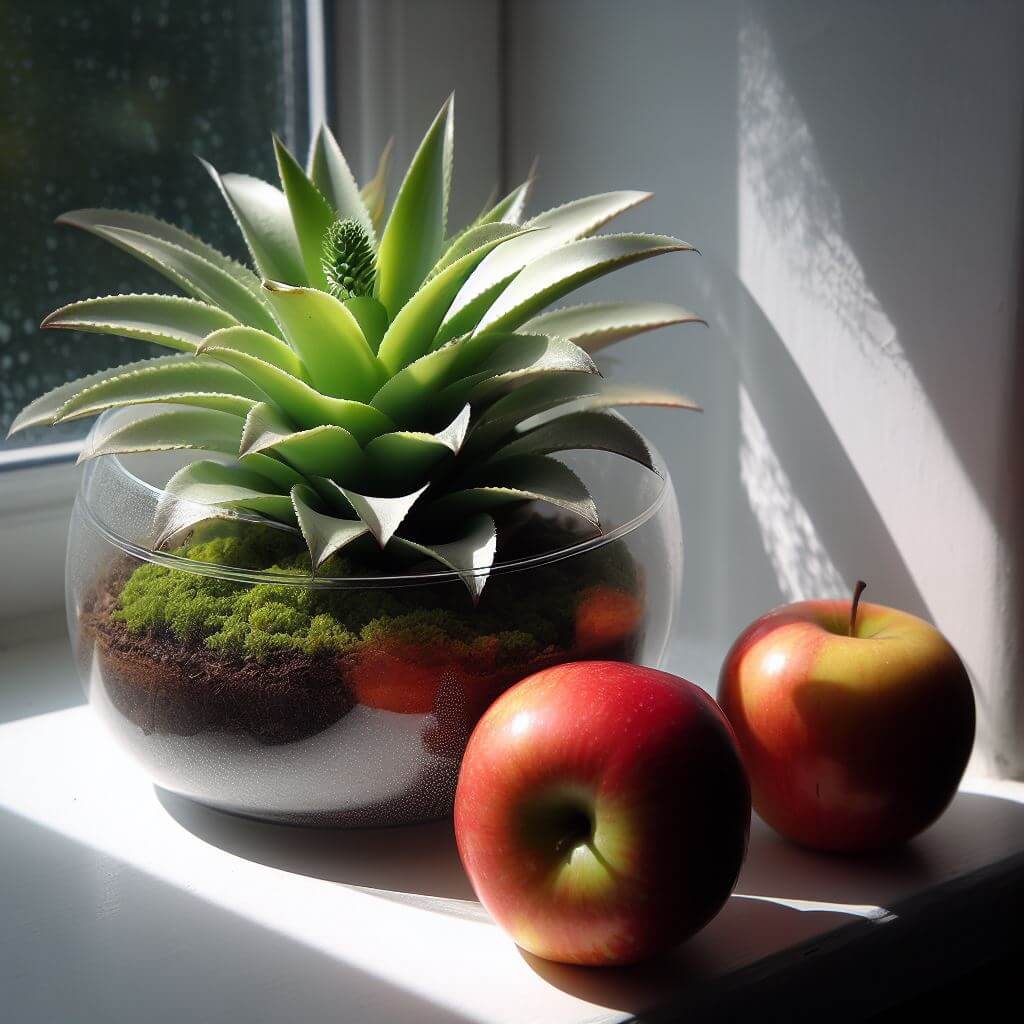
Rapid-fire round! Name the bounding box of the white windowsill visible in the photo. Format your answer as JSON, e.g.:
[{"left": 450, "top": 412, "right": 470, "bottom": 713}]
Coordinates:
[
  {"left": 0, "top": 458, "right": 79, "bottom": 622},
  {"left": 1, "top": 625, "right": 1021, "bottom": 1023}
]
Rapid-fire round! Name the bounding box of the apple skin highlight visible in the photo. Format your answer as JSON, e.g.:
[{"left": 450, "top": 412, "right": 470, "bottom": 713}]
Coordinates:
[
  {"left": 718, "top": 599, "right": 976, "bottom": 853},
  {"left": 455, "top": 661, "right": 751, "bottom": 966}
]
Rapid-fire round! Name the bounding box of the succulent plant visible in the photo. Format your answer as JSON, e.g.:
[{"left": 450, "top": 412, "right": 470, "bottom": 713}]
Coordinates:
[{"left": 11, "top": 97, "right": 704, "bottom": 597}]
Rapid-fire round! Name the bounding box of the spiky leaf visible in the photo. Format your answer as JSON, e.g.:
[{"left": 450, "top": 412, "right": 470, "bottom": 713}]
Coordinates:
[
  {"left": 197, "top": 325, "right": 310, "bottom": 382},
  {"left": 359, "top": 137, "right": 394, "bottom": 235},
  {"left": 261, "top": 281, "right": 384, "bottom": 401},
  {"left": 79, "top": 407, "right": 244, "bottom": 461},
  {"left": 200, "top": 158, "right": 307, "bottom": 286},
  {"left": 376, "top": 97, "right": 454, "bottom": 316},
  {"left": 488, "top": 410, "right": 654, "bottom": 471},
  {"left": 429, "top": 222, "right": 524, "bottom": 281},
  {"left": 240, "top": 402, "right": 365, "bottom": 482},
  {"left": 291, "top": 484, "right": 369, "bottom": 571},
  {"left": 308, "top": 124, "right": 376, "bottom": 241},
  {"left": 40, "top": 294, "right": 238, "bottom": 353},
  {"left": 474, "top": 172, "right": 535, "bottom": 227},
  {"left": 430, "top": 454, "right": 600, "bottom": 526},
  {"left": 392, "top": 514, "right": 498, "bottom": 603},
  {"left": 362, "top": 405, "right": 471, "bottom": 490},
  {"left": 341, "top": 483, "right": 431, "bottom": 547},
  {"left": 274, "top": 134, "right": 336, "bottom": 290},
  {"left": 521, "top": 301, "right": 705, "bottom": 353},
  {"left": 376, "top": 227, "right": 532, "bottom": 374},
  {"left": 197, "top": 343, "right": 393, "bottom": 442},
  {"left": 158, "top": 460, "right": 295, "bottom": 524},
  {"left": 53, "top": 359, "right": 266, "bottom": 423},
  {"left": 475, "top": 233, "right": 694, "bottom": 335},
  {"left": 343, "top": 296, "right": 389, "bottom": 353},
  {"left": 56, "top": 209, "right": 262, "bottom": 296},
  {"left": 466, "top": 378, "right": 701, "bottom": 454},
  {"left": 8, "top": 354, "right": 192, "bottom": 436},
  {"left": 61, "top": 224, "right": 280, "bottom": 337},
  {"left": 437, "top": 191, "right": 652, "bottom": 344}
]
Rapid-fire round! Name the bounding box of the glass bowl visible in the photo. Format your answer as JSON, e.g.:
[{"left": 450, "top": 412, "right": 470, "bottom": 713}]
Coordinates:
[{"left": 66, "top": 409, "right": 682, "bottom": 826}]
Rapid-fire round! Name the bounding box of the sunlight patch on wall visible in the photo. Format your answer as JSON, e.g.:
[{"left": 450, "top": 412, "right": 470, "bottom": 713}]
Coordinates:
[
  {"left": 739, "top": 385, "right": 845, "bottom": 602},
  {"left": 736, "top": 11, "right": 1006, "bottom": 772}
]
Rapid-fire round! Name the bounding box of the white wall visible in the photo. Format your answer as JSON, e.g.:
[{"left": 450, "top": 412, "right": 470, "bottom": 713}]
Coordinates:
[{"left": 505, "top": 0, "right": 1024, "bottom": 775}]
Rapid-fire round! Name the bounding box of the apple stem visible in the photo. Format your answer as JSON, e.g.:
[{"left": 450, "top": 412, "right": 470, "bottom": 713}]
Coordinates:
[{"left": 849, "top": 580, "right": 867, "bottom": 637}]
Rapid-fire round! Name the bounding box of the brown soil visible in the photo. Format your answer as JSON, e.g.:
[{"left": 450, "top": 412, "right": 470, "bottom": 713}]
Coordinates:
[{"left": 81, "top": 569, "right": 641, "bottom": 749}]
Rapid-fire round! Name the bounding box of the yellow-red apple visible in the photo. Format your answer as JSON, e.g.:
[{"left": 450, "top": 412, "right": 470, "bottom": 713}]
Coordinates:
[
  {"left": 718, "top": 584, "right": 975, "bottom": 853},
  {"left": 454, "top": 661, "right": 751, "bottom": 965}
]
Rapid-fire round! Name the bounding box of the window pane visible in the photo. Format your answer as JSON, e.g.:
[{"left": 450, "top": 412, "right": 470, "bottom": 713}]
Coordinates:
[{"left": 0, "top": 0, "right": 308, "bottom": 450}]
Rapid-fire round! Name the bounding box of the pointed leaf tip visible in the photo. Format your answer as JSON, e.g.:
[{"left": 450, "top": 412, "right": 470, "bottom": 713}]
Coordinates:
[
  {"left": 395, "top": 514, "right": 498, "bottom": 603},
  {"left": 342, "top": 484, "right": 430, "bottom": 548},
  {"left": 291, "top": 485, "right": 369, "bottom": 571}
]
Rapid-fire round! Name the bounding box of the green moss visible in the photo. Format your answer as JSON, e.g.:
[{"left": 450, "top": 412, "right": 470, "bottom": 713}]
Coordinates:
[{"left": 111, "top": 521, "right": 638, "bottom": 661}]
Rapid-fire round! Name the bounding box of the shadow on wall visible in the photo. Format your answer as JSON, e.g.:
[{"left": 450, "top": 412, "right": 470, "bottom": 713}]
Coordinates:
[
  {"left": 690, "top": 256, "right": 925, "bottom": 616},
  {"left": 728, "top": 2, "right": 1024, "bottom": 774},
  {"left": 503, "top": 1, "right": 1023, "bottom": 771}
]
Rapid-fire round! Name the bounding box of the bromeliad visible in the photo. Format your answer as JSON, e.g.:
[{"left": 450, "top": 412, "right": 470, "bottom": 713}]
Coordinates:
[{"left": 11, "top": 96, "right": 704, "bottom": 596}]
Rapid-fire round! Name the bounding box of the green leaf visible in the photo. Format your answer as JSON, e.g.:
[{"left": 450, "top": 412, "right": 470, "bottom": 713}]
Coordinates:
[
  {"left": 240, "top": 402, "right": 365, "bottom": 482},
  {"left": 437, "top": 333, "right": 600, "bottom": 408},
  {"left": 475, "top": 233, "right": 695, "bottom": 335},
  {"left": 152, "top": 502, "right": 243, "bottom": 551},
  {"left": 53, "top": 359, "right": 267, "bottom": 423},
  {"left": 261, "top": 281, "right": 385, "bottom": 401},
  {"left": 291, "top": 484, "right": 369, "bottom": 571},
  {"left": 308, "top": 124, "right": 376, "bottom": 243},
  {"left": 472, "top": 333, "right": 599, "bottom": 388},
  {"left": 359, "top": 137, "right": 394, "bottom": 235},
  {"left": 429, "top": 454, "right": 600, "bottom": 526},
  {"left": 56, "top": 209, "right": 263, "bottom": 296},
  {"left": 376, "top": 227, "right": 532, "bottom": 374},
  {"left": 65, "top": 225, "right": 281, "bottom": 338},
  {"left": 392, "top": 514, "right": 497, "bottom": 602},
  {"left": 307, "top": 476, "right": 358, "bottom": 518},
  {"left": 370, "top": 331, "right": 518, "bottom": 425},
  {"left": 237, "top": 452, "right": 306, "bottom": 492},
  {"left": 341, "top": 484, "right": 430, "bottom": 548},
  {"left": 197, "top": 344, "right": 393, "bottom": 442},
  {"left": 474, "top": 171, "right": 535, "bottom": 227},
  {"left": 8, "top": 354, "right": 191, "bottom": 436},
  {"left": 79, "top": 407, "right": 244, "bottom": 460},
  {"left": 200, "top": 158, "right": 307, "bottom": 286},
  {"left": 521, "top": 301, "right": 706, "bottom": 354},
  {"left": 370, "top": 340, "right": 467, "bottom": 425},
  {"left": 273, "top": 134, "right": 336, "bottom": 290},
  {"left": 436, "top": 191, "right": 653, "bottom": 344},
  {"left": 158, "top": 460, "right": 295, "bottom": 524},
  {"left": 362, "top": 405, "right": 471, "bottom": 490},
  {"left": 429, "top": 222, "right": 523, "bottom": 281},
  {"left": 40, "top": 294, "right": 238, "bottom": 353},
  {"left": 343, "top": 296, "right": 389, "bottom": 353},
  {"left": 487, "top": 410, "right": 654, "bottom": 471},
  {"left": 198, "top": 325, "right": 311, "bottom": 382},
  {"left": 466, "top": 377, "right": 701, "bottom": 454},
  {"left": 376, "top": 97, "right": 454, "bottom": 317}
]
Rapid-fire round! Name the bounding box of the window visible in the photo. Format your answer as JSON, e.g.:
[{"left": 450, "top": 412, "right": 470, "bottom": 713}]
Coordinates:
[{"left": 0, "top": 0, "right": 313, "bottom": 461}]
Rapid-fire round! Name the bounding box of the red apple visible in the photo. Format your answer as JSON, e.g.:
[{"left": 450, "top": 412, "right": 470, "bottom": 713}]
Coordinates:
[
  {"left": 454, "top": 661, "right": 751, "bottom": 965},
  {"left": 718, "top": 583, "right": 975, "bottom": 853}
]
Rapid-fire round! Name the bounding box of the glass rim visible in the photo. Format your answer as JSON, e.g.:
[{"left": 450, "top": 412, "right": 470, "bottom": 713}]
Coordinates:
[{"left": 78, "top": 445, "right": 671, "bottom": 589}]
